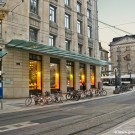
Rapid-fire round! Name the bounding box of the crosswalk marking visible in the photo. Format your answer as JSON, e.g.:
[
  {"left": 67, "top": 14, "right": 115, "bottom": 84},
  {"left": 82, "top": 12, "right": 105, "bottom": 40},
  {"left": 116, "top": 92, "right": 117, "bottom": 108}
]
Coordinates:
[{"left": 0, "top": 121, "right": 39, "bottom": 133}]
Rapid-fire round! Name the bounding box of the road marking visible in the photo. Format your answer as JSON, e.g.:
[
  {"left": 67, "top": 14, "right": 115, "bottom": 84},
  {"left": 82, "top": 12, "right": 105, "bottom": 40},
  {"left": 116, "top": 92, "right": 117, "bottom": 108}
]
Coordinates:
[{"left": 0, "top": 121, "right": 39, "bottom": 133}]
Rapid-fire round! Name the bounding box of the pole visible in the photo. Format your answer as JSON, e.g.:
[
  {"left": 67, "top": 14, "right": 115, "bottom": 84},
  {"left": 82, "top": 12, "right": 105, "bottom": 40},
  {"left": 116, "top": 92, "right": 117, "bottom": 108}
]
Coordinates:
[
  {"left": 0, "top": 99, "right": 3, "bottom": 110},
  {"left": 130, "top": 72, "right": 131, "bottom": 84},
  {"left": 115, "top": 69, "right": 117, "bottom": 88},
  {"left": 117, "top": 47, "right": 121, "bottom": 86}
]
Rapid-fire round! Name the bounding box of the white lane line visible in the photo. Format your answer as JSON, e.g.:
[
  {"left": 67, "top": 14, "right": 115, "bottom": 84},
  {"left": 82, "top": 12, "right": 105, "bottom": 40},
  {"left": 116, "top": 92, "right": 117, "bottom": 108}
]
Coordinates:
[{"left": 0, "top": 121, "right": 39, "bottom": 133}]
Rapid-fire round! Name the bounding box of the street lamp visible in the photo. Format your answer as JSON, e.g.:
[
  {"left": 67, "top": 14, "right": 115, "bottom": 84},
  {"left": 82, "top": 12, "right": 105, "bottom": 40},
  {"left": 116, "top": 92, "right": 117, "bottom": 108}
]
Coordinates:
[
  {"left": 114, "top": 68, "right": 118, "bottom": 89},
  {"left": 128, "top": 71, "right": 132, "bottom": 84}
]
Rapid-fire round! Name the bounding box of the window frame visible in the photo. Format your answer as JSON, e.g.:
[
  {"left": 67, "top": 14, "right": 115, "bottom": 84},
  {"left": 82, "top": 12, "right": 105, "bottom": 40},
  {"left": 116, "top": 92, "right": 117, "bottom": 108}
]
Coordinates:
[
  {"left": 87, "top": 9, "right": 91, "bottom": 19},
  {"left": 88, "top": 26, "right": 92, "bottom": 38},
  {"left": 30, "top": 0, "right": 38, "bottom": 14},
  {"left": 77, "top": 20, "right": 81, "bottom": 34},
  {"left": 78, "top": 44, "right": 82, "bottom": 54},
  {"left": 77, "top": 2, "right": 81, "bottom": 13},
  {"left": 29, "top": 27, "right": 38, "bottom": 42},
  {"left": 65, "top": 40, "right": 70, "bottom": 51},
  {"left": 65, "top": 13, "right": 70, "bottom": 29},
  {"left": 65, "top": 0, "right": 70, "bottom": 6},
  {"left": 50, "top": 5, "right": 56, "bottom": 22},
  {"left": 49, "top": 34, "right": 56, "bottom": 47}
]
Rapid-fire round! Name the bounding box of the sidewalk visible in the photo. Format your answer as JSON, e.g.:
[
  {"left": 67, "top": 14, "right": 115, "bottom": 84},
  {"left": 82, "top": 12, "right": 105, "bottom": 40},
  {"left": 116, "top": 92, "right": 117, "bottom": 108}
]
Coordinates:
[
  {"left": 0, "top": 86, "right": 115, "bottom": 114},
  {"left": 100, "top": 117, "right": 135, "bottom": 135}
]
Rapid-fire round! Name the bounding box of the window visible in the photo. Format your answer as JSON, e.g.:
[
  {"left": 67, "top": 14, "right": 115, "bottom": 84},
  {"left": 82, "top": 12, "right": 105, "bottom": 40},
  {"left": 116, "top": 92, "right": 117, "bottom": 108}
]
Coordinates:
[
  {"left": 65, "top": 40, "right": 70, "bottom": 51},
  {"left": 50, "top": 6, "right": 56, "bottom": 22},
  {"left": 50, "top": 58, "right": 60, "bottom": 91},
  {"left": 78, "top": 44, "right": 82, "bottom": 54},
  {"left": 30, "top": 0, "right": 38, "bottom": 14},
  {"left": 65, "top": 14, "right": 70, "bottom": 29},
  {"left": 87, "top": 9, "right": 91, "bottom": 19},
  {"left": 66, "top": 61, "right": 74, "bottom": 91},
  {"left": 29, "top": 27, "right": 38, "bottom": 42},
  {"left": 77, "top": 20, "right": 81, "bottom": 33},
  {"left": 79, "top": 63, "right": 85, "bottom": 90},
  {"left": 0, "top": 20, "right": 2, "bottom": 39},
  {"left": 89, "top": 48, "right": 92, "bottom": 56},
  {"left": 88, "top": 26, "right": 92, "bottom": 38},
  {"left": 77, "top": 2, "right": 81, "bottom": 13},
  {"left": 49, "top": 35, "right": 55, "bottom": 47},
  {"left": 65, "top": 0, "right": 70, "bottom": 6},
  {"left": 29, "top": 54, "right": 42, "bottom": 94}
]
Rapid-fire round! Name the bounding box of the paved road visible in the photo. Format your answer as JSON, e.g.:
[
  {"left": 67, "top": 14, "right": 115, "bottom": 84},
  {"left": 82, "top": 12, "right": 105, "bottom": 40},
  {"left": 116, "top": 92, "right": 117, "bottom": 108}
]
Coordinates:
[{"left": 0, "top": 90, "right": 135, "bottom": 135}]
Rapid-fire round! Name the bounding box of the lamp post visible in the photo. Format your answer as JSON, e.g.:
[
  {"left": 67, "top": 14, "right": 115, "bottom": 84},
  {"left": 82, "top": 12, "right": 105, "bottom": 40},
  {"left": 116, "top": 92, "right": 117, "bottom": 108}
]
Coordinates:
[
  {"left": 128, "top": 71, "right": 132, "bottom": 84},
  {"left": 114, "top": 68, "right": 118, "bottom": 89}
]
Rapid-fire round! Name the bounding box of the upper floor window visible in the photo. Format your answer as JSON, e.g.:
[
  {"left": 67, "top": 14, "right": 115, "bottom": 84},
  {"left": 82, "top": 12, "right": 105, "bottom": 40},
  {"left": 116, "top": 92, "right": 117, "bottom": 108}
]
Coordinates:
[
  {"left": 65, "top": 40, "right": 70, "bottom": 51},
  {"left": 88, "top": 26, "right": 92, "bottom": 38},
  {"left": 50, "top": 6, "right": 56, "bottom": 22},
  {"left": 87, "top": 9, "right": 91, "bottom": 19},
  {"left": 49, "top": 34, "right": 55, "bottom": 47},
  {"left": 29, "top": 27, "right": 38, "bottom": 42},
  {"left": 0, "top": 20, "right": 2, "bottom": 39},
  {"left": 65, "top": 0, "right": 70, "bottom": 6},
  {"left": 30, "top": 0, "right": 38, "bottom": 14},
  {"left": 77, "top": 2, "right": 81, "bottom": 13},
  {"left": 89, "top": 48, "right": 92, "bottom": 57},
  {"left": 65, "top": 14, "right": 70, "bottom": 29},
  {"left": 78, "top": 44, "right": 82, "bottom": 54},
  {"left": 77, "top": 20, "right": 81, "bottom": 34}
]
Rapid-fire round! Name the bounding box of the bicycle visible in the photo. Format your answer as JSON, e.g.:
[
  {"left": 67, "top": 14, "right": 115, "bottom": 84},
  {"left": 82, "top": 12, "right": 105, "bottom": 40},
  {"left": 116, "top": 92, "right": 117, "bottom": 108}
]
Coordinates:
[
  {"left": 95, "top": 88, "right": 107, "bottom": 96},
  {"left": 25, "top": 94, "right": 44, "bottom": 106}
]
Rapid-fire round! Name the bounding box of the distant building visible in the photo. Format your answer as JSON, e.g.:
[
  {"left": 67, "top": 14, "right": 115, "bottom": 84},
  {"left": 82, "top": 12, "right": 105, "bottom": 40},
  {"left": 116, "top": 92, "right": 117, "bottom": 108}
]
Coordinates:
[
  {"left": 109, "top": 35, "right": 135, "bottom": 75},
  {"left": 99, "top": 42, "right": 109, "bottom": 76}
]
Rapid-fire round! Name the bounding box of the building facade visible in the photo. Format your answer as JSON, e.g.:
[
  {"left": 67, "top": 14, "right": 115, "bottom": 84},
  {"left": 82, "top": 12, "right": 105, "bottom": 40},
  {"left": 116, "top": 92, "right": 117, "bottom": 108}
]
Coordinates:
[
  {"left": 99, "top": 43, "right": 109, "bottom": 76},
  {"left": 0, "top": 0, "right": 109, "bottom": 98},
  {"left": 109, "top": 35, "right": 135, "bottom": 76}
]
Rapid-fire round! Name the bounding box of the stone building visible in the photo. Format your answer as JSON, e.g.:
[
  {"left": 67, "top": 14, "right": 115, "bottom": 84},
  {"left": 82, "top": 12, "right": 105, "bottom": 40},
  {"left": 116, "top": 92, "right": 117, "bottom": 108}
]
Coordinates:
[
  {"left": 0, "top": 0, "right": 109, "bottom": 98},
  {"left": 109, "top": 35, "right": 135, "bottom": 76},
  {"left": 99, "top": 42, "right": 109, "bottom": 76}
]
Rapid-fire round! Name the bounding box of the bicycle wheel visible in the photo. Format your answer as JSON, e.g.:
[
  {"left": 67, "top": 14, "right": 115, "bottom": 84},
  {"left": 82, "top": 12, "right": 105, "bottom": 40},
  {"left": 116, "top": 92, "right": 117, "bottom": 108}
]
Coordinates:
[
  {"left": 101, "top": 90, "right": 107, "bottom": 96},
  {"left": 66, "top": 93, "right": 71, "bottom": 100},
  {"left": 25, "top": 97, "right": 32, "bottom": 106}
]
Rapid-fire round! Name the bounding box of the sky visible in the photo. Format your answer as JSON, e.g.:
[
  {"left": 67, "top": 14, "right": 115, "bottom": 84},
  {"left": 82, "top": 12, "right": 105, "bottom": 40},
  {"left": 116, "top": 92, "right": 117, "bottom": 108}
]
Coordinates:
[{"left": 97, "top": 0, "right": 135, "bottom": 51}]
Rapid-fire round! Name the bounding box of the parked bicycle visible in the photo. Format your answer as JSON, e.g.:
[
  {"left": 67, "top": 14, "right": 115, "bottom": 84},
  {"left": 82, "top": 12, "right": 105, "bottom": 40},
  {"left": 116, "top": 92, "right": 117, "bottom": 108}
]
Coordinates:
[
  {"left": 95, "top": 88, "right": 107, "bottom": 96},
  {"left": 25, "top": 94, "right": 44, "bottom": 106},
  {"left": 66, "top": 89, "right": 80, "bottom": 101}
]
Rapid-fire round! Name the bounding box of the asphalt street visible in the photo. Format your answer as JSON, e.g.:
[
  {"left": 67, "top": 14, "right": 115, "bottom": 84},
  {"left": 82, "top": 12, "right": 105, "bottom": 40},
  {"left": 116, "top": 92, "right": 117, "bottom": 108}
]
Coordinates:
[{"left": 0, "top": 89, "right": 135, "bottom": 135}]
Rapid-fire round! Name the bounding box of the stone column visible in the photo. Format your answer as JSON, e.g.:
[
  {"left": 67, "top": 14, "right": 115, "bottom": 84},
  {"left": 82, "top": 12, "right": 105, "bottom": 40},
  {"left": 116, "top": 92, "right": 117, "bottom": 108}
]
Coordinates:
[
  {"left": 74, "top": 61, "right": 80, "bottom": 90},
  {"left": 60, "top": 59, "right": 67, "bottom": 93},
  {"left": 42, "top": 55, "right": 50, "bottom": 94},
  {"left": 86, "top": 64, "right": 90, "bottom": 90}
]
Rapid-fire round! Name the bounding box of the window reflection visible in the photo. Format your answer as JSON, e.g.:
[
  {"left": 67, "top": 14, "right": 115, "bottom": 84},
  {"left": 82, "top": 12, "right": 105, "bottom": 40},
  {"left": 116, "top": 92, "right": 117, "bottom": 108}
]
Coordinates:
[
  {"left": 66, "top": 61, "right": 74, "bottom": 91},
  {"left": 80, "top": 64, "right": 85, "bottom": 90},
  {"left": 29, "top": 54, "right": 42, "bottom": 95},
  {"left": 29, "top": 61, "right": 41, "bottom": 90},
  {"left": 50, "top": 63, "right": 59, "bottom": 89}
]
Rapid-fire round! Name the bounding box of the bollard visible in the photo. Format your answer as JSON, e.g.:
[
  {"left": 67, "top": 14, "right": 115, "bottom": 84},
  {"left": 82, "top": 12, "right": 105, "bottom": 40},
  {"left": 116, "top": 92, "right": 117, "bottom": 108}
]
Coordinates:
[{"left": 0, "top": 99, "right": 3, "bottom": 110}]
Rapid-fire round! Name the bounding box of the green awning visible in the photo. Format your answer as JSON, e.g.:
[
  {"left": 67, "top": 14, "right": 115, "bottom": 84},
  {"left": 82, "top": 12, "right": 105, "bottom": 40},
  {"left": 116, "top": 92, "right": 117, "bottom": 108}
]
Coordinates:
[
  {"left": 0, "top": 51, "right": 7, "bottom": 58},
  {"left": 7, "top": 39, "right": 111, "bottom": 66}
]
